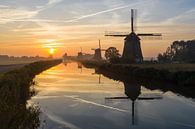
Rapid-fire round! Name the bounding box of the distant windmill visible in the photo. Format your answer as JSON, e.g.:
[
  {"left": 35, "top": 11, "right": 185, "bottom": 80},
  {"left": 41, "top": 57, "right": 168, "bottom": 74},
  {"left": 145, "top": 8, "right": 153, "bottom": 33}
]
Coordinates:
[
  {"left": 77, "top": 47, "right": 83, "bottom": 59},
  {"left": 91, "top": 40, "right": 106, "bottom": 60},
  {"left": 77, "top": 62, "right": 83, "bottom": 73},
  {"left": 105, "top": 9, "right": 162, "bottom": 63},
  {"left": 105, "top": 82, "right": 162, "bottom": 125}
]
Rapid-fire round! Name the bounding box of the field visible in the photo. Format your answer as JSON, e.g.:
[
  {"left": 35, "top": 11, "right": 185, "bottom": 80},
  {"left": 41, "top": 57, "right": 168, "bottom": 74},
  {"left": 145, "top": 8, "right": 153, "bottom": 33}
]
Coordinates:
[
  {"left": 0, "top": 58, "right": 49, "bottom": 65},
  {"left": 80, "top": 60, "right": 195, "bottom": 72},
  {"left": 0, "top": 64, "right": 26, "bottom": 74}
]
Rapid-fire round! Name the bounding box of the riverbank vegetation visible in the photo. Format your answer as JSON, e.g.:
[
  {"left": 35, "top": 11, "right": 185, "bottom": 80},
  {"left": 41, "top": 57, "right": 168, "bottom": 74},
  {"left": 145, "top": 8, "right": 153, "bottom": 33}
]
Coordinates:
[
  {"left": 158, "top": 40, "right": 195, "bottom": 63},
  {"left": 0, "top": 59, "right": 62, "bottom": 129},
  {"left": 80, "top": 60, "right": 195, "bottom": 86},
  {"left": 96, "top": 67, "right": 195, "bottom": 98}
]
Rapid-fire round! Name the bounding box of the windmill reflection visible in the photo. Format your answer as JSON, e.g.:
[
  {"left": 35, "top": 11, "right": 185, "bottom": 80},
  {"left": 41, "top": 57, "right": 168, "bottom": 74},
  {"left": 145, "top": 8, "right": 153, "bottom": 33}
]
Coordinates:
[
  {"left": 92, "top": 69, "right": 102, "bottom": 84},
  {"left": 77, "top": 62, "right": 82, "bottom": 73},
  {"left": 105, "top": 82, "right": 162, "bottom": 125}
]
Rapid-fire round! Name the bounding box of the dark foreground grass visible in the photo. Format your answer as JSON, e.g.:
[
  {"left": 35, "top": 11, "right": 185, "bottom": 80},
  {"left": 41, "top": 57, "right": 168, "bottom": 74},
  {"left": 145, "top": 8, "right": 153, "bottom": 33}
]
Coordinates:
[{"left": 0, "top": 59, "right": 62, "bottom": 129}]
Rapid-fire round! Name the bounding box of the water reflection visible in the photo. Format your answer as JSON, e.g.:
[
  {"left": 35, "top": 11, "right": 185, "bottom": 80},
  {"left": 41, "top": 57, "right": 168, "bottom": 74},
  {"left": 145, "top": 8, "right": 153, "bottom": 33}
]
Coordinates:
[
  {"left": 96, "top": 67, "right": 195, "bottom": 99},
  {"left": 92, "top": 69, "right": 102, "bottom": 84},
  {"left": 106, "top": 82, "right": 163, "bottom": 125},
  {"left": 30, "top": 62, "right": 195, "bottom": 129},
  {"left": 77, "top": 62, "right": 82, "bottom": 73},
  {"left": 0, "top": 82, "right": 40, "bottom": 129}
]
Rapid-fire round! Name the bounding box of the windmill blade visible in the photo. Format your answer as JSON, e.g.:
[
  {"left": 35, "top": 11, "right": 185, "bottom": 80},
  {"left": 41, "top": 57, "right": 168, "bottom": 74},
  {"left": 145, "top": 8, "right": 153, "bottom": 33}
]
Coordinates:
[
  {"left": 138, "top": 33, "right": 162, "bottom": 40},
  {"left": 137, "top": 33, "right": 162, "bottom": 36},
  {"left": 138, "top": 96, "right": 163, "bottom": 100},
  {"left": 131, "top": 9, "right": 135, "bottom": 32},
  {"left": 99, "top": 39, "right": 101, "bottom": 49},
  {"left": 105, "top": 31, "right": 129, "bottom": 37},
  {"left": 105, "top": 97, "right": 129, "bottom": 100},
  {"left": 80, "top": 47, "right": 83, "bottom": 52},
  {"left": 105, "top": 34, "right": 127, "bottom": 37}
]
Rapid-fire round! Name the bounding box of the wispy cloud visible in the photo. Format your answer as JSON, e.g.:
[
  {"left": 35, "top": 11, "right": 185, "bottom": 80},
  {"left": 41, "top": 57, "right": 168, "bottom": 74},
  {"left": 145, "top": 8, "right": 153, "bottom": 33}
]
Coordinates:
[
  {"left": 47, "top": 0, "right": 64, "bottom": 5},
  {"left": 0, "top": 4, "right": 131, "bottom": 24},
  {"left": 0, "top": 0, "right": 64, "bottom": 24},
  {"left": 162, "top": 9, "right": 195, "bottom": 24},
  {"left": 65, "top": 4, "right": 131, "bottom": 23},
  {"left": 0, "top": 7, "right": 39, "bottom": 24}
]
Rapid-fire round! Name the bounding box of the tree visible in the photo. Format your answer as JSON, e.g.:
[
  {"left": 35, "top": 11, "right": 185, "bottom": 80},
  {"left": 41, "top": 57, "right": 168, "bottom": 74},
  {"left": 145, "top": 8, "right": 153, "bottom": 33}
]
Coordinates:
[
  {"left": 158, "top": 40, "right": 195, "bottom": 63},
  {"left": 105, "top": 47, "right": 121, "bottom": 63}
]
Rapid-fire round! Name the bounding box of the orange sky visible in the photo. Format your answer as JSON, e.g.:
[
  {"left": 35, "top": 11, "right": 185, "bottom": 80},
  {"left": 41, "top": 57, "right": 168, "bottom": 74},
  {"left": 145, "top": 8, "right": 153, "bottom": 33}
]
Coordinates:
[
  {"left": 0, "top": 0, "right": 195, "bottom": 58},
  {"left": 1, "top": 24, "right": 194, "bottom": 58}
]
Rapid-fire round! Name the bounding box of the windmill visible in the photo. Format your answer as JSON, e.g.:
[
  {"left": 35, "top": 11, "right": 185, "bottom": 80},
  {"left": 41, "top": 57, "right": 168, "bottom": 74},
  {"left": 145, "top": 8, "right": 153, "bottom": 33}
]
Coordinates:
[
  {"left": 105, "top": 82, "right": 162, "bottom": 125},
  {"left": 77, "top": 47, "right": 83, "bottom": 59},
  {"left": 91, "top": 40, "right": 106, "bottom": 60},
  {"left": 105, "top": 9, "right": 162, "bottom": 63},
  {"left": 92, "top": 69, "right": 102, "bottom": 84},
  {"left": 77, "top": 62, "right": 83, "bottom": 73}
]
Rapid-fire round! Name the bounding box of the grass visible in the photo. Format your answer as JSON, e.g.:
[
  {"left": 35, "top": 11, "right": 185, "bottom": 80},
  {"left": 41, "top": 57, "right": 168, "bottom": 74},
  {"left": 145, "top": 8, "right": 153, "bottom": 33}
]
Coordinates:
[{"left": 0, "top": 59, "right": 62, "bottom": 129}]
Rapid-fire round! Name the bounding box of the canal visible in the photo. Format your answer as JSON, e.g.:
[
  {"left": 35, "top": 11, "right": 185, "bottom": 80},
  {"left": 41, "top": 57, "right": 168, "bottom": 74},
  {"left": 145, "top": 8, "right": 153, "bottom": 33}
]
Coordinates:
[{"left": 29, "top": 62, "right": 195, "bottom": 129}]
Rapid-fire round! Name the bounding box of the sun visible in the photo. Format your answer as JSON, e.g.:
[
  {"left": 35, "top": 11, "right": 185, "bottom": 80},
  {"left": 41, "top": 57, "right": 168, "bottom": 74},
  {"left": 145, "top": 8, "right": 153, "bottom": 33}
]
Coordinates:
[{"left": 49, "top": 48, "right": 55, "bottom": 55}]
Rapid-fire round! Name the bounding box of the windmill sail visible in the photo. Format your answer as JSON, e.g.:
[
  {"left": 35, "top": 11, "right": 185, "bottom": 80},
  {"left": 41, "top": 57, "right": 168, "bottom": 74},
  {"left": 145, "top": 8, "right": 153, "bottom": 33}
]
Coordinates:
[
  {"left": 131, "top": 9, "right": 134, "bottom": 32},
  {"left": 104, "top": 9, "right": 162, "bottom": 63}
]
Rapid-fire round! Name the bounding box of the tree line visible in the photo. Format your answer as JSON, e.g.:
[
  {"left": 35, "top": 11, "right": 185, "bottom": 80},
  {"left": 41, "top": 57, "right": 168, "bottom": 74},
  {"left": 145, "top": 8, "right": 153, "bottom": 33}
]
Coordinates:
[{"left": 158, "top": 40, "right": 195, "bottom": 63}]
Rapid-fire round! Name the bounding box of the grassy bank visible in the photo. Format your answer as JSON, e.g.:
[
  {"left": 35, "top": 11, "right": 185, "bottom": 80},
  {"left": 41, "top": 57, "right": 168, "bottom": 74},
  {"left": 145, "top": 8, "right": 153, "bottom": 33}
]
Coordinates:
[
  {"left": 0, "top": 59, "right": 62, "bottom": 129},
  {"left": 0, "top": 64, "right": 26, "bottom": 74},
  {"left": 81, "top": 60, "right": 195, "bottom": 86},
  {"left": 128, "top": 63, "right": 195, "bottom": 72}
]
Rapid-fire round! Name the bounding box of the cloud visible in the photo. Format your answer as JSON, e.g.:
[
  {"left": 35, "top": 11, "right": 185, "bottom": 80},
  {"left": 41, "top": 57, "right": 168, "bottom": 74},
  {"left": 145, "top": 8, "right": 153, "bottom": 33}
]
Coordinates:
[
  {"left": 0, "top": 7, "right": 39, "bottom": 24},
  {"left": 0, "top": 0, "right": 64, "bottom": 24},
  {"left": 47, "top": 0, "right": 64, "bottom": 5},
  {"left": 64, "top": 4, "right": 131, "bottom": 23},
  {"left": 162, "top": 9, "right": 195, "bottom": 25},
  {"left": 0, "top": 5, "right": 9, "bottom": 8}
]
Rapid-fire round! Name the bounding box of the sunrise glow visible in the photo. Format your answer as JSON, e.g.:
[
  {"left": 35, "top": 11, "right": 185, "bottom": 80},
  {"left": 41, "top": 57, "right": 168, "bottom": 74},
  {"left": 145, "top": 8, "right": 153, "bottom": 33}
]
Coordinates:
[
  {"left": 49, "top": 48, "right": 55, "bottom": 55},
  {"left": 0, "top": 0, "right": 195, "bottom": 58}
]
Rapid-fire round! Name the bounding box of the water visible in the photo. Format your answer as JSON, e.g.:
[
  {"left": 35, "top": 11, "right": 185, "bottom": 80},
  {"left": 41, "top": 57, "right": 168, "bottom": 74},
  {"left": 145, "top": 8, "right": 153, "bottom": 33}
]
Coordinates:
[{"left": 30, "top": 62, "right": 195, "bottom": 129}]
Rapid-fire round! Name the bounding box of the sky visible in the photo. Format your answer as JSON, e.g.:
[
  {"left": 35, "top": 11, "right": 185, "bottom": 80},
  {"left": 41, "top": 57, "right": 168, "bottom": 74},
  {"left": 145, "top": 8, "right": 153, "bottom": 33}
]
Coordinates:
[{"left": 0, "top": 0, "right": 195, "bottom": 58}]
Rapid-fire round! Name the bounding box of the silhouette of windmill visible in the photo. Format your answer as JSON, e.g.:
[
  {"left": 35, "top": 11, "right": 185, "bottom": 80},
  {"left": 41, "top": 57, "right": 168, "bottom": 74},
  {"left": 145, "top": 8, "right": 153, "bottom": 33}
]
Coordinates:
[
  {"left": 77, "top": 62, "right": 83, "bottom": 73},
  {"left": 92, "top": 69, "right": 102, "bottom": 84},
  {"left": 105, "top": 9, "right": 162, "bottom": 63},
  {"left": 91, "top": 40, "right": 106, "bottom": 60},
  {"left": 105, "top": 82, "right": 162, "bottom": 125},
  {"left": 77, "top": 47, "right": 83, "bottom": 59}
]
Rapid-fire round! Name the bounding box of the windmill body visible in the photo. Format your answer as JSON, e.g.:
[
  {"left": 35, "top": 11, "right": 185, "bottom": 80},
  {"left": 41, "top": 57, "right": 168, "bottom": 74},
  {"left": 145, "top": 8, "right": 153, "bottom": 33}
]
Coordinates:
[
  {"left": 93, "top": 48, "right": 102, "bottom": 60},
  {"left": 105, "top": 9, "right": 161, "bottom": 63},
  {"left": 91, "top": 40, "right": 106, "bottom": 60},
  {"left": 123, "top": 32, "right": 143, "bottom": 63},
  {"left": 77, "top": 47, "right": 83, "bottom": 59}
]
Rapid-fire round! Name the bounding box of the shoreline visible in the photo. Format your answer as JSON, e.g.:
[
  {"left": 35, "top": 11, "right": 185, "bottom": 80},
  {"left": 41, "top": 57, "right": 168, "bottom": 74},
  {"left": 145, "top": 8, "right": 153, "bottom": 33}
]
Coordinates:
[{"left": 80, "top": 60, "right": 195, "bottom": 86}]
